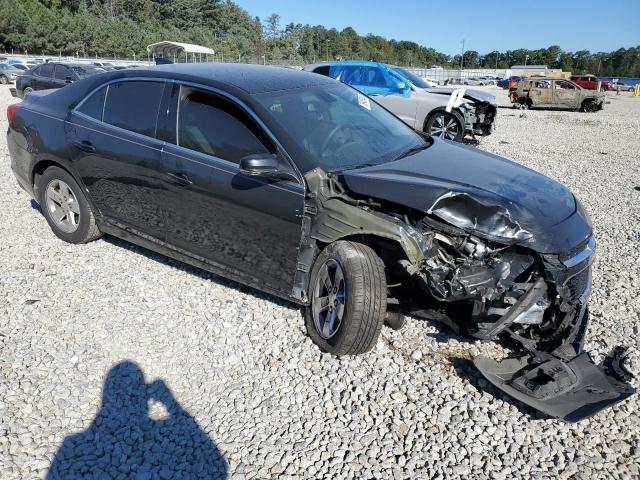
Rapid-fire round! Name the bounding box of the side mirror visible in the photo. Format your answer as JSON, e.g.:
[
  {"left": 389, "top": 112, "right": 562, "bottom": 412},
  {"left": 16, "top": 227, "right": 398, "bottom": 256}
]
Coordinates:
[
  {"left": 239, "top": 154, "right": 296, "bottom": 181},
  {"left": 393, "top": 81, "right": 410, "bottom": 95}
]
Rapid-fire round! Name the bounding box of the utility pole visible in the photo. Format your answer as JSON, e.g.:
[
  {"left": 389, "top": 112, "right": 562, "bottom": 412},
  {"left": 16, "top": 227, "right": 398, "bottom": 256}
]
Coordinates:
[
  {"left": 524, "top": 54, "right": 529, "bottom": 67},
  {"left": 460, "top": 39, "right": 465, "bottom": 71}
]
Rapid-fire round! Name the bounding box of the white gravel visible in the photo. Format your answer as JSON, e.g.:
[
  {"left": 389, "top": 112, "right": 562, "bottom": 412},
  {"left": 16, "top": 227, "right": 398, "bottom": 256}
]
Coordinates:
[{"left": 1, "top": 84, "right": 639, "bottom": 479}]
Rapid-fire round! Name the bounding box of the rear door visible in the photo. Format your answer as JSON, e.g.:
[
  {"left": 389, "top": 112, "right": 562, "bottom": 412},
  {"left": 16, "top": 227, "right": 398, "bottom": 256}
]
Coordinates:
[
  {"left": 528, "top": 79, "right": 552, "bottom": 106},
  {"left": 35, "top": 63, "right": 55, "bottom": 90},
  {"left": 552, "top": 80, "right": 581, "bottom": 109},
  {"left": 68, "top": 79, "right": 169, "bottom": 240},
  {"left": 159, "top": 85, "right": 304, "bottom": 295}
]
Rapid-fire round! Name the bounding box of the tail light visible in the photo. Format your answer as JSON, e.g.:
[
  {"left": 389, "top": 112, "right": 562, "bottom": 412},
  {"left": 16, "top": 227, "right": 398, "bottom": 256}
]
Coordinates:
[{"left": 7, "top": 103, "right": 21, "bottom": 124}]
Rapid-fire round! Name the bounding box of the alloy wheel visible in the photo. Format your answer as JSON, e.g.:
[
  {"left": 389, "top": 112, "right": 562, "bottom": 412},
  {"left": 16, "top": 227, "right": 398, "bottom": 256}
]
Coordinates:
[
  {"left": 45, "top": 179, "right": 81, "bottom": 233},
  {"left": 312, "top": 258, "right": 346, "bottom": 339},
  {"left": 430, "top": 114, "right": 460, "bottom": 140}
]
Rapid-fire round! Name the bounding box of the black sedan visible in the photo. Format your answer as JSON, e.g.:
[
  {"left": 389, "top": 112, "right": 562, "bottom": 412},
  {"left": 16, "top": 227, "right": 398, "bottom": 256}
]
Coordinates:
[
  {"left": 6, "top": 64, "right": 634, "bottom": 421},
  {"left": 14, "top": 62, "right": 104, "bottom": 98}
]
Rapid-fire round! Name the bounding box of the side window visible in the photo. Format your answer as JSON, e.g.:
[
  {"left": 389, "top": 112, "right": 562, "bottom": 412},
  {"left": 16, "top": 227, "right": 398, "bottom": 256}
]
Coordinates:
[
  {"left": 103, "top": 81, "right": 164, "bottom": 137},
  {"left": 555, "top": 81, "right": 576, "bottom": 90},
  {"left": 177, "top": 88, "right": 274, "bottom": 164},
  {"left": 364, "top": 67, "right": 389, "bottom": 88},
  {"left": 312, "top": 66, "right": 330, "bottom": 76},
  {"left": 54, "top": 65, "right": 72, "bottom": 81},
  {"left": 39, "top": 64, "right": 54, "bottom": 78},
  {"left": 78, "top": 86, "right": 107, "bottom": 120}
]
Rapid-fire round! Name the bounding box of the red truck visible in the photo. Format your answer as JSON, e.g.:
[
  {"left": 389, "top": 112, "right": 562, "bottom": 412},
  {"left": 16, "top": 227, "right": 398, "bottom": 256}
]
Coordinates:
[{"left": 569, "top": 74, "right": 610, "bottom": 91}]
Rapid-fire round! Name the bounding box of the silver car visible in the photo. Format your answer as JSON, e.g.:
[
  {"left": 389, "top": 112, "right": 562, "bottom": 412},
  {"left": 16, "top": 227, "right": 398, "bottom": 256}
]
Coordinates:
[
  {"left": 0, "top": 63, "right": 23, "bottom": 84},
  {"left": 304, "top": 61, "right": 496, "bottom": 142}
]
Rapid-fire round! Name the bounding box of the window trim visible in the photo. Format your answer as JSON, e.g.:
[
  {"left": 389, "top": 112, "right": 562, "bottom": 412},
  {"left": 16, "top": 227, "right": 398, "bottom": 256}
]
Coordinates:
[
  {"left": 73, "top": 78, "right": 167, "bottom": 139},
  {"left": 72, "top": 77, "right": 304, "bottom": 185},
  {"left": 175, "top": 84, "right": 276, "bottom": 163}
]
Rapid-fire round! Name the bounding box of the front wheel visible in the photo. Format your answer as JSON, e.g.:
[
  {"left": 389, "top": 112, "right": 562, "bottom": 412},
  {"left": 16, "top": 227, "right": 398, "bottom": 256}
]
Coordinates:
[
  {"left": 0, "top": 75, "right": 8, "bottom": 85},
  {"left": 305, "top": 241, "right": 387, "bottom": 355},
  {"left": 581, "top": 99, "right": 598, "bottom": 113},
  {"left": 23, "top": 86, "right": 33, "bottom": 97},
  {"left": 425, "top": 111, "right": 464, "bottom": 141}
]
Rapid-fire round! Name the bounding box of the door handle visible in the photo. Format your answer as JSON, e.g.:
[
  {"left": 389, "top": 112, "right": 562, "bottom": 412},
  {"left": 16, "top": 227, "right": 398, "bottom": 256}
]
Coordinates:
[
  {"left": 73, "top": 140, "right": 95, "bottom": 153},
  {"left": 166, "top": 171, "right": 193, "bottom": 186}
]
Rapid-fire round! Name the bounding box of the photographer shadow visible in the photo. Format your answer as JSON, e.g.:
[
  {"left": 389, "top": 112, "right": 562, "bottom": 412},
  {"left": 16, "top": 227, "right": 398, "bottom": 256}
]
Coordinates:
[{"left": 46, "top": 361, "right": 227, "bottom": 479}]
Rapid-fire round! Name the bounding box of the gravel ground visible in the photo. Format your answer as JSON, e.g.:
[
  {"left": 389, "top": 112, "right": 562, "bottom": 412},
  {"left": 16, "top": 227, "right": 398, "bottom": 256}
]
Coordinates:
[{"left": 1, "top": 84, "right": 639, "bottom": 479}]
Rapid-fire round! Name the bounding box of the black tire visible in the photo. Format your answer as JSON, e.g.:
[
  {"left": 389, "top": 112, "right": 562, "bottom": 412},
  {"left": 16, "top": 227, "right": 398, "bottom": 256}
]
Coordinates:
[
  {"left": 0, "top": 75, "right": 8, "bottom": 85},
  {"left": 581, "top": 99, "right": 598, "bottom": 113},
  {"left": 23, "top": 86, "right": 33, "bottom": 97},
  {"left": 37, "top": 166, "right": 102, "bottom": 244},
  {"left": 305, "top": 241, "right": 387, "bottom": 355},
  {"left": 425, "top": 111, "right": 464, "bottom": 142}
]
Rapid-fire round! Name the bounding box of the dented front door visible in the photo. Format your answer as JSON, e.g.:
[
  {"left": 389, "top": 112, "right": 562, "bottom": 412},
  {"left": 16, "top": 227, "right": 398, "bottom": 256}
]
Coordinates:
[{"left": 553, "top": 80, "right": 581, "bottom": 109}]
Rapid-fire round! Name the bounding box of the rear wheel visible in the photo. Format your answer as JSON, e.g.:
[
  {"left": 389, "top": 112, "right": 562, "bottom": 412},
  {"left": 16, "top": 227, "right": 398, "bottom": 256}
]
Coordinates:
[
  {"left": 305, "top": 241, "right": 387, "bottom": 355},
  {"left": 37, "top": 166, "right": 101, "bottom": 244},
  {"left": 425, "top": 111, "right": 464, "bottom": 141}
]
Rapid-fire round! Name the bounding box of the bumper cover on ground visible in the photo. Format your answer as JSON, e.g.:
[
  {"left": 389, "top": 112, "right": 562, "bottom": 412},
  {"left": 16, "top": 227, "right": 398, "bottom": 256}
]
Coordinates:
[{"left": 475, "top": 347, "right": 635, "bottom": 422}]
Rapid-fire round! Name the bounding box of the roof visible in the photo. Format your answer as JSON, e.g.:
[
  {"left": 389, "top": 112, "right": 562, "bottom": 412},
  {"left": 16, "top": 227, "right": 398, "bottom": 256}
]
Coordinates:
[
  {"left": 147, "top": 41, "right": 215, "bottom": 56},
  {"left": 138, "top": 63, "right": 336, "bottom": 94}
]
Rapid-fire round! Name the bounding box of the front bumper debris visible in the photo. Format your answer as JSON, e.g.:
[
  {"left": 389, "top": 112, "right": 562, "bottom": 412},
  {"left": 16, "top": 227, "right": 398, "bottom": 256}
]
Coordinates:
[{"left": 474, "top": 307, "right": 635, "bottom": 422}]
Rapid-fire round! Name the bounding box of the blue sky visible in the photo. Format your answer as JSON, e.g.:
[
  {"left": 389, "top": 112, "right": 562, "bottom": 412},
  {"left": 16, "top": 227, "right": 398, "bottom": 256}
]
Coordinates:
[{"left": 236, "top": 0, "right": 640, "bottom": 55}]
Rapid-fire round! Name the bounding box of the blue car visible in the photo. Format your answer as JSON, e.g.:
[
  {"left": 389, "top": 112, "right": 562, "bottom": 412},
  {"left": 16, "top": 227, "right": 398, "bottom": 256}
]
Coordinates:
[{"left": 304, "top": 60, "right": 496, "bottom": 141}]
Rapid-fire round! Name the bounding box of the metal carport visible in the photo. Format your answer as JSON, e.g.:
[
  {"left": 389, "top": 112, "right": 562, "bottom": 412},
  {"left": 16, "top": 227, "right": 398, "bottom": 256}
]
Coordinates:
[{"left": 147, "top": 41, "right": 215, "bottom": 64}]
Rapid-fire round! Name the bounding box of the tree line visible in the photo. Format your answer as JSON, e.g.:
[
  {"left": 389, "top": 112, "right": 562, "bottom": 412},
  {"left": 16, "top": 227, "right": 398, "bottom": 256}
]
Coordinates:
[{"left": 1, "top": 0, "right": 639, "bottom": 77}]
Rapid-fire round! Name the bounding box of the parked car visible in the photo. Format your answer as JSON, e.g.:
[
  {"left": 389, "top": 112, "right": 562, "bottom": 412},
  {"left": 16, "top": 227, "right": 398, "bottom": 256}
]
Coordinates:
[
  {"left": 610, "top": 81, "right": 634, "bottom": 92},
  {"left": 15, "top": 62, "right": 105, "bottom": 98},
  {"left": 304, "top": 61, "right": 495, "bottom": 141},
  {"left": 510, "top": 77, "right": 605, "bottom": 111},
  {"left": 0, "top": 63, "right": 23, "bottom": 84},
  {"left": 12, "top": 64, "right": 31, "bottom": 72},
  {"left": 570, "top": 75, "right": 610, "bottom": 91},
  {"left": 497, "top": 76, "right": 521, "bottom": 89},
  {"left": 6, "top": 64, "right": 634, "bottom": 421}
]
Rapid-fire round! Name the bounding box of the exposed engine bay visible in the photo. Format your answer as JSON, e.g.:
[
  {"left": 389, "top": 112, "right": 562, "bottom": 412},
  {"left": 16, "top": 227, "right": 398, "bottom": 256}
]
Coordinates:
[{"left": 296, "top": 169, "right": 635, "bottom": 422}]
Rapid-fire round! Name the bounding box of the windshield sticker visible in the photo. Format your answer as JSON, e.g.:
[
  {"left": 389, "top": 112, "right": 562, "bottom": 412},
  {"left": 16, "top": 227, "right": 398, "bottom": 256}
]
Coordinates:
[{"left": 357, "top": 92, "right": 371, "bottom": 110}]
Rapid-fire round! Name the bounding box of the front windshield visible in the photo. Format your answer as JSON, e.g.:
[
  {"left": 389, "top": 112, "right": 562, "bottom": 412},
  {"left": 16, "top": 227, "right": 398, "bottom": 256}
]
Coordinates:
[
  {"left": 256, "top": 83, "right": 426, "bottom": 173},
  {"left": 392, "top": 67, "right": 430, "bottom": 89},
  {"left": 71, "top": 66, "right": 104, "bottom": 78}
]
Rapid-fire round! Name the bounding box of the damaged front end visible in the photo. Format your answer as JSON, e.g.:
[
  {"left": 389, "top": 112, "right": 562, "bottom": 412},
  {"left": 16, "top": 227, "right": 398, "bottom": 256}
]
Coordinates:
[
  {"left": 411, "top": 200, "right": 635, "bottom": 421},
  {"left": 301, "top": 169, "right": 635, "bottom": 422}
]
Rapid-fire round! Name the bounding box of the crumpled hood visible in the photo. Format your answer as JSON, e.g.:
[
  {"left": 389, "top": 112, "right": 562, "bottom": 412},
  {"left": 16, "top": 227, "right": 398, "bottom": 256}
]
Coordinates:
[{"left": 338, "top": 139, "right": 591, "bottom": 253}]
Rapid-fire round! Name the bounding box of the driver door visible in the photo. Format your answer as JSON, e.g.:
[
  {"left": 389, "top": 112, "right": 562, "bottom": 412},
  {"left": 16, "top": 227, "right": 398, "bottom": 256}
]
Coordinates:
[
  {"left": 159, "top": 84, "right": 304, "bottom": 296},
  {"left": 552, "top": 80, "right": 580, "bottom": 109}
]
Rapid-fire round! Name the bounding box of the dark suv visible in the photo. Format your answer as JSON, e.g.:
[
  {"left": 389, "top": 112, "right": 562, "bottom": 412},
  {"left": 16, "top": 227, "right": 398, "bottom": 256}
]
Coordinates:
[{"left": 15, "top": 62, "right": 105, "bottom": 98}]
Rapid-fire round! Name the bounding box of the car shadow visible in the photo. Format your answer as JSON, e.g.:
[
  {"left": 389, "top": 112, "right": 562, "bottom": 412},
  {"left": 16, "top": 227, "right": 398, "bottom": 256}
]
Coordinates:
[
  {"left": 102, "top": 234, "right": 302, "bottom": 312},
  {"left": 46, "top": 361, "right": 228, "bottom": 479},
  {"left": 448, "top": 356, "right": 550, "bottom": 421}
]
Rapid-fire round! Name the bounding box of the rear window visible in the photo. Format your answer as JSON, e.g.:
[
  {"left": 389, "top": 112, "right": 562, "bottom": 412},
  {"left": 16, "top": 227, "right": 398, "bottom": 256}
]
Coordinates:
[
  {"left": 78, "top": 86, "right": 107, "bottom": 120},
  {"left": 103, "top": 81, "right": 164, "bottom": 137}
]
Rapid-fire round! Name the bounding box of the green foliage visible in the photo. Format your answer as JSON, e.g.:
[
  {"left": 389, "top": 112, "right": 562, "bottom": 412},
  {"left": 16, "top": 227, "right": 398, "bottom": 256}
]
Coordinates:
[{"left": 0, "top": 0, "right": 638, "bottom": 77}]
